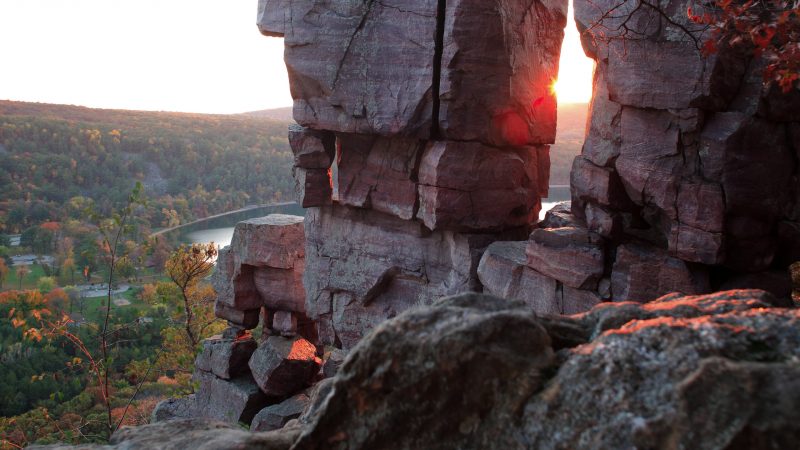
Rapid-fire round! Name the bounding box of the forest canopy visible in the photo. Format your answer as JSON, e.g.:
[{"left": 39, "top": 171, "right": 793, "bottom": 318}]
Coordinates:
[{"left": 0, "top": 101, "right": 294, "bottom": 233}]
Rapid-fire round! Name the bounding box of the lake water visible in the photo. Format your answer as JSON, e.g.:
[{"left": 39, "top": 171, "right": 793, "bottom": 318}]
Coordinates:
[
  {"left": 177, "top": 203, "right": 304, "bottom": 247},
  {"left": 181, "top": 186, "right": 571, "bottom": 246}
]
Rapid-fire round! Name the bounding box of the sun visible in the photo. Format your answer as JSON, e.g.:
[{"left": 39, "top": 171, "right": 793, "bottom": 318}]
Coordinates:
[{"left": 551, "top": 1, "right": 596, "bottom": 104}]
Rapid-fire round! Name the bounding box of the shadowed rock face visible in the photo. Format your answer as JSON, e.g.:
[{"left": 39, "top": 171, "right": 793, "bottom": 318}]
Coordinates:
[
  {"left": 60, "top": 290, "right": 799, "bottom": 450},
  {"left": 566, "top": 0, "right": 800, "bottom": 288}
]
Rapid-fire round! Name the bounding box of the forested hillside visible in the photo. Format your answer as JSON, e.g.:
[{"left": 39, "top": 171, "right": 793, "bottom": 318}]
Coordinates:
[{"left": 0, "top": 101, "right": 294, "bottom": 233}]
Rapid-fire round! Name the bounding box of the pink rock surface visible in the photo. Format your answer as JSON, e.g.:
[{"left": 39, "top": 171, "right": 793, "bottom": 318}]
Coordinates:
[
  {"left": 259, "top": 0, "right": 439, "bottom": 137},
  {"left": 416, "top": 141, "right": 544, "bottom": 231},
  {"left": 611, "top": 243, "right": 710, "bottom": 303},
  {"left": 304, "top": 204, "right": 527, "bottom": 348},
  {"left": 333, "top": 134, "right": 421, "bottom": 221}
]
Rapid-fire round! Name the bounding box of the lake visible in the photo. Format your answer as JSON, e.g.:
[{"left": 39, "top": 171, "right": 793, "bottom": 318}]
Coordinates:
[
  {"left": 177, "top": 203, "right": 305, "bottom": 247},
  {"left": 180, "top": 186, "right": 571, "bottom": 246}
]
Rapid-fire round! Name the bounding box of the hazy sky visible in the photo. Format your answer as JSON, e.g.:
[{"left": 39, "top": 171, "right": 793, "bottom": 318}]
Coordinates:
[{"left": 0, "top": 0, "right": 593, "bottom": 114}]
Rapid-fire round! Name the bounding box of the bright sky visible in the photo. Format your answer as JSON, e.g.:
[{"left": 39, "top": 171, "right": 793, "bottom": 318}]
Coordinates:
[
  {"left": 556, "top": 1, "right": 595, "bottom": 104},
  {"left": 0, "top": 0, "right": 593, "bottom": 114}
]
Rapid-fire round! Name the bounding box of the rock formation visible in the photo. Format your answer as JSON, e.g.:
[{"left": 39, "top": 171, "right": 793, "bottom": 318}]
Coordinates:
[
  {"left": 153, "top": 215, "right": 325, "bottom": 426},
  {"left": 480, "top": 0, "right": 799, "bottom": 308},
  {"left": 255, "top": 0, "right": 568, "bottom": 349},
  {"left": 51, "top": 290, "right": 800, "bottom": 450},
  {"left": 154, "top": 0, "right": 797, "bottom": 444}
]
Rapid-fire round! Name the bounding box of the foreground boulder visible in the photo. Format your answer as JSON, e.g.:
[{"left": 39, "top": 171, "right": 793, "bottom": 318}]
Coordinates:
[
  {"left": 30, "top": 419, "right": 300, "bottom": 450},
  {"left": 295, "top": 293, "right": 554, "bottom": 449},
  {"left": 37, "top": 290, "right": 800, "bottom": 449},
  {"left": 299, "top": 290, "right": 799, "bottom": 449}
]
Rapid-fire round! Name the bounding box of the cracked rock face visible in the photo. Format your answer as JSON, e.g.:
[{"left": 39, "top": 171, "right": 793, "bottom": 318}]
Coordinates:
[
  {"left": 259, "top": 0, "right": 439, "bottom": 138},
  {"left": 303, "top": 204, "right": 528, "bottom": 348},
  {"left": 257, "top": 0, "right": 564, "bottom": 342}
]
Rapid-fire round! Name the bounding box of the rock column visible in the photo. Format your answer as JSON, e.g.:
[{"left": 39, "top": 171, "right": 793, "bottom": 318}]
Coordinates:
[{"left": 259, "top": 0, "right": 568, "bottom": 348}]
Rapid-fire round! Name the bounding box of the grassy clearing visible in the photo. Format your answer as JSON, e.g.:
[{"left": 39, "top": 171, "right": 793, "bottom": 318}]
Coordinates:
[{"left": 2, "top": 264, "right": 47, "bottom": 291}]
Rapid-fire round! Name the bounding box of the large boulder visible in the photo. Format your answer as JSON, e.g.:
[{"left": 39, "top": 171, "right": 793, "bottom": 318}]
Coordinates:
[
  {"left": 526, "top": 227, "right": 605, "bottom": 290},
  {"left": 294, "top": 290, "right": 800, "bottom": 449},
  {"left": 248, "top": 336, "right": 322, "bottom": 397},
  {"left": 417, "top": 142, "right": 545, "bottom": 231},
  {"left": 230, "top": 215, "right": 305, "bottom": 270},
  {"left": 293, "top": 293, "right": 555, "bottom": 449},
  {"left": 215, "top": 215, "right": 305, "bottom": 313},
  {"left": 521, "top": 294, "right": 800, "bottom": 449}
]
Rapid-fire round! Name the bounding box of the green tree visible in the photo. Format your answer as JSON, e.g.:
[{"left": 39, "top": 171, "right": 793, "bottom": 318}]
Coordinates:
[
  {"left": 36, "top": 276, "right": 57, "bottom": 293},
  {"left": 164, "top": 243, "right": 219, "bottom": 349}
]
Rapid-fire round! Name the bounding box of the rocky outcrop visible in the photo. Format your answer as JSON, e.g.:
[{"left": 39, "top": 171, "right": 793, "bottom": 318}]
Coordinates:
[
  {"left": 255, "top": 0, "right": 568, "bottom": 347},
  {"left": 212, "top": 215, "right": 310, "bottom": 338},
  {"left": 70, "top": 290, "right": 798, "bottom": 450},
  {"left": 565, "top": 0, "right": 799, "bottom": 296},
  {"left": 152, "top": 215, "right": 323, "bottom": 427},
  {"left": 484, "top": 0, "right": 798, "bottom": 309}
]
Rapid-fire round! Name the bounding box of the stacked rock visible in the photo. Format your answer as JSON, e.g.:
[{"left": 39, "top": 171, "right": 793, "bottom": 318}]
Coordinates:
[
  {"left": 480, "top": 0, "right": 799, "bottom": 310},
  {"left": 258, "top": 0, "right": 568, "bottom": 349},
  {"left": 212, "top": 215, "right": 312, "bottom": 339},
  {"left": 155, "top": 214, "right": 331, "bottom": 429}
]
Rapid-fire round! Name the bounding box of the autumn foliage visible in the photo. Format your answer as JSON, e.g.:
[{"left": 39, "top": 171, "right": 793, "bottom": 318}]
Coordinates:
[{"left": 690, "top": 0, "right": 800, "bottom": 92}]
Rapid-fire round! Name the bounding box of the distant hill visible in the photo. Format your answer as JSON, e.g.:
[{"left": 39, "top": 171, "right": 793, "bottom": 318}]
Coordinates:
[
  {"left": 0, "top": 100, "right": 294, "bottom": 233},
  {"left": 241, "top": 106, "right": 293, "bottom": 122}
]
